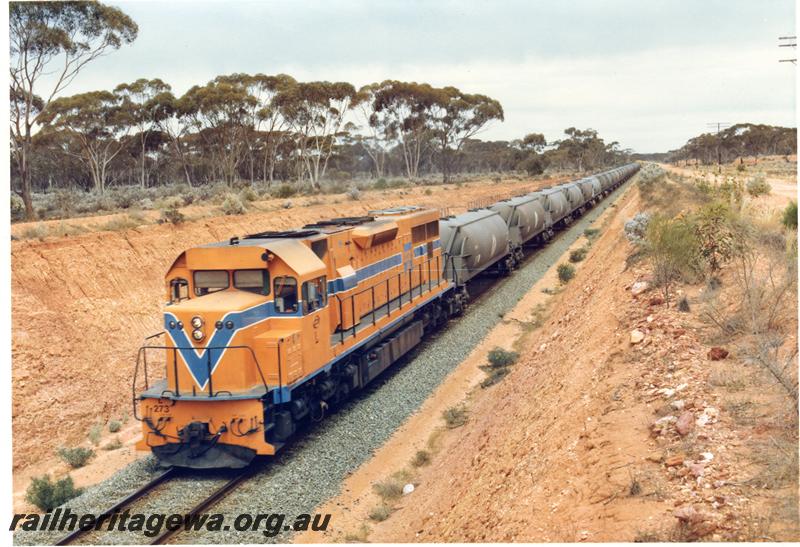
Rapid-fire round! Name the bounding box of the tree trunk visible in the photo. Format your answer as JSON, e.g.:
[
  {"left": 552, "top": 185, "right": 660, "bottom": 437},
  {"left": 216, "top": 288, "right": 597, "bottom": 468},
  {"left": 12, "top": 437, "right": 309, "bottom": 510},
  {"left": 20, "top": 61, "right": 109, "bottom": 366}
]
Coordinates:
[
  {"left": 140, "top": 137, "right": 147, "bottom": 189},
  {"left": 18, "top": 139, "right": 35, "bottom": 219}
]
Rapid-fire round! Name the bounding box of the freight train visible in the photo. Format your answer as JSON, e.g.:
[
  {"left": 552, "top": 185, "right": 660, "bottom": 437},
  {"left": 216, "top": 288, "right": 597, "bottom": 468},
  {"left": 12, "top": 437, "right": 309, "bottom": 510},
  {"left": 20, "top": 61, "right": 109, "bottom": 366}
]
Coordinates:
[{"left": 133, "top": 163, "right": 640, "bottom": 468}]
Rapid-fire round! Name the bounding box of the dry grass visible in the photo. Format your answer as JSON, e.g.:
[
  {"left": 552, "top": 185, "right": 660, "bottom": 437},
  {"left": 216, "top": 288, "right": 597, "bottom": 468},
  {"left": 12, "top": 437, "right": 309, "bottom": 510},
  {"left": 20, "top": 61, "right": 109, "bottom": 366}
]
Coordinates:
[
  {"left": 368, "top": 504, "right": 393, "bottom": 522},
  {"left": 747, "top": 437, "right": 799, "bottom": 490},
  {"left": 373, "top": 477, "right": 404, "bottom": 501},
  {"left": 708, "top": 367, "right": 747, "bottom": 391},
  {"left": 342, "top": 524, "right": 370, "bottom": 543},
  {"left": 97, "top": 212, "right": 146, "bottom": 232},
  {"left": 442, "top": 405, "right": 468, "bottom": 428}
]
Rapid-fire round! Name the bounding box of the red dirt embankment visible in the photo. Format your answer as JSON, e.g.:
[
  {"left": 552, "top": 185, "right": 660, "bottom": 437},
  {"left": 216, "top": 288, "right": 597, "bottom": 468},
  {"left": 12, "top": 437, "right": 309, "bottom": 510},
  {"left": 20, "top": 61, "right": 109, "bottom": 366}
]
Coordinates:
[{"left": 11, "top": 178, "right": 558, "bottom": 477}]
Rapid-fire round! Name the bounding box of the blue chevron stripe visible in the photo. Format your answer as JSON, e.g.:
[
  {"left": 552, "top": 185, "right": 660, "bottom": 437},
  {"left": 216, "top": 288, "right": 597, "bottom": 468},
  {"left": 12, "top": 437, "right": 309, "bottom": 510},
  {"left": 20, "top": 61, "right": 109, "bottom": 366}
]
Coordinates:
[{"left": 164, "top": 300, "right": 299, "bottom": 389}]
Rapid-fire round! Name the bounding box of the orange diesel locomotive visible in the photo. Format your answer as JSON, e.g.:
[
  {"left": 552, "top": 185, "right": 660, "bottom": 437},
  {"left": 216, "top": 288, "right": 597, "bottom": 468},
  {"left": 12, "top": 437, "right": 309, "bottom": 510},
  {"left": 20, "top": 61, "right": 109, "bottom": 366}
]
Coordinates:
[{"left": 134, "top": 207, "right": 461, "bottom": 468}]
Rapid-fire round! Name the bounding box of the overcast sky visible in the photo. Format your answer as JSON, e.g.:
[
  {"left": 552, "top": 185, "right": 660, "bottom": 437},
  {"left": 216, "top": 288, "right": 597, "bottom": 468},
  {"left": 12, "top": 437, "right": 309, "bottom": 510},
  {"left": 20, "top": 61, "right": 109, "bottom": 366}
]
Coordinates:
[{"left": 53, "top": 0, "right": 796, "bottom": 153}]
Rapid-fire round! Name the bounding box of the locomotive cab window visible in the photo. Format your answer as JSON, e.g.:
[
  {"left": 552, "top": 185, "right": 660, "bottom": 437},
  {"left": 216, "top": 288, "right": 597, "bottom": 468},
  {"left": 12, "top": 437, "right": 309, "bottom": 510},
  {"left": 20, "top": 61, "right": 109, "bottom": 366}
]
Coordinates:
[
  {"left": 233, "top": 269, "right": 270, "bottom": 295},
  {"left": 273, "top": 276, "right": 298, "bottom": 314},
  {"left": 302, "top": 276, "right": 327, "bottom": 314},
  {"left": 194, "top": 270, "right": 229, "bottom": 296},
  {"left": 169, "top": 278, "right": 189, "bottom": 304}
]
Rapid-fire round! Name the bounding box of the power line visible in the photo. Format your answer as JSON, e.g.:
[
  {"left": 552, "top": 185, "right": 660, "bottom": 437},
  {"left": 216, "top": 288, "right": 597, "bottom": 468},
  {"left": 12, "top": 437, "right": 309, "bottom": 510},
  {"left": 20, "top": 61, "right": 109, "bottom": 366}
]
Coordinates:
[
  {"left": 706, "top": 122, "right": 731, "bottom": 173},
  {"left": 778, "top": 35, "right": 796, "bottom": 64}
]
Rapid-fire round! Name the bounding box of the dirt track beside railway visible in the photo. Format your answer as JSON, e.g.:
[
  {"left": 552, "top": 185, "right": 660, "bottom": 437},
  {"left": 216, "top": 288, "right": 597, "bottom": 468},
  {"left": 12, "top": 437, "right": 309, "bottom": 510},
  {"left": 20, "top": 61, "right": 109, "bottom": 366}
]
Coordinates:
[{"left": 11, "top": 175, "right": 566, "bottom": 507}]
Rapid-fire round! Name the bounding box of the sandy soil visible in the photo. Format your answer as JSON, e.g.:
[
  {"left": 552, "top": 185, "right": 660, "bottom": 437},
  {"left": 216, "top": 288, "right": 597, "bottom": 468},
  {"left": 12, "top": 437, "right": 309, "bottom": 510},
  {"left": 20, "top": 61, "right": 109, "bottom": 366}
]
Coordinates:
[
  {"left": 11, "top": 175, "right": 567, "bottom": 510},
  {"left": 296, "top": 172, "right": 799, "bottom": 542}
]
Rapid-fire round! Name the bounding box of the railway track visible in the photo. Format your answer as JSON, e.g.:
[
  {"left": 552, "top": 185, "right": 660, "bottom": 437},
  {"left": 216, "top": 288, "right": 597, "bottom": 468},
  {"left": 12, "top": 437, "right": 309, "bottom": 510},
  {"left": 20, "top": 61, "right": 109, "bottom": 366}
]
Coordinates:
[{"left": 54, "top": 466, "right": 252, "bottom": 545}]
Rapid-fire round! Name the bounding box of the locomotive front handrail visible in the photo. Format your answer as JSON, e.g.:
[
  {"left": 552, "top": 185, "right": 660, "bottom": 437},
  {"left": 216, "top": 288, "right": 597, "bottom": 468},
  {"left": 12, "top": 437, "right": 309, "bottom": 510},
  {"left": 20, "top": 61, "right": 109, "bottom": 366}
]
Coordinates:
[{"left": 133, "top": 344, "right": 270, "bottom": 420}]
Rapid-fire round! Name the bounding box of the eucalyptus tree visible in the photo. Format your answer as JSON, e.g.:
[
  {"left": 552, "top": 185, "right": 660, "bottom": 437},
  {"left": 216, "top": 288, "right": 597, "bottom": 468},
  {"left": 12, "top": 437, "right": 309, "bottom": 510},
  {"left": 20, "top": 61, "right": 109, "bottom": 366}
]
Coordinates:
[
  {"left": 9, "top": 1, "right": 137, "bottom": 218},
  {"left": 427, "top": 87, "right": 504, "bottom": 182},
  {"left": 513, "top": 133, "right": 548, "bottom": 175},
  {"left": 275, "top": 81, "right": 357, "bottom": 188},
  {"left": 114, "top": 78, "right": 172, "bottom": 188},
  {"left": 217, "top": 73, "right": 296, "bottom": 184},
  {"left": 38, "top": 90, "right": 133, "bottom": 194},
  {"left": 353, "top": 83, "right": 390, "bottom": 178},
  {"left": 180, "top": 77, "right": 257, "bottom": 185},
  {"left": 371, "top": 80, "right": 439, "bottom": 180}
]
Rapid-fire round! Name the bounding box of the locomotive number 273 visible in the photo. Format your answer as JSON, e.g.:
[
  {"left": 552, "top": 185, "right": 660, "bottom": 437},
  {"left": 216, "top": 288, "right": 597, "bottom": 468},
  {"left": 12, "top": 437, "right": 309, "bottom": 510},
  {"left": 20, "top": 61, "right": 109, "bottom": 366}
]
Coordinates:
[{"left": 151, "top": 400, "right": 172, "bottom": 414}]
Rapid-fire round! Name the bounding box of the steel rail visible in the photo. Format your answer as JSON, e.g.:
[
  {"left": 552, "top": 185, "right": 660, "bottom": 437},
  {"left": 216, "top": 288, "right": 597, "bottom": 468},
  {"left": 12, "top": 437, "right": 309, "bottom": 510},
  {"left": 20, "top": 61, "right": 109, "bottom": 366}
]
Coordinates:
[
  {"left": 55, "top": 467, "right": 178, "bottom": 545},
  {"left": 150, "top": 467, "right": 253, "bottom": 544}
]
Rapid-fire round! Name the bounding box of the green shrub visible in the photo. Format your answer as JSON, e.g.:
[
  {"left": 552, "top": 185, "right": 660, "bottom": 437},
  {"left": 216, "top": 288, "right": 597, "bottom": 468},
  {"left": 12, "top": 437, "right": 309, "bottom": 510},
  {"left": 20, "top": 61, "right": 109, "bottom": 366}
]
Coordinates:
[
  {"left": 388, "top": 178, "right": 408, "bottom": 189},
  {"left": 26, "top": 475, "right": 83, "bottom": 512},
  {"left": 692, "top": 202, "right": 743, "bottom": 272},
  {"left": 11, "top": 194, "right": 26, "bottom": 221},
  {"left": 159, "top": 197, "right": 185, "bottom": 224},
  {"left": 411, "top": 450, "right": 431, "bottom": 467},
  {"left": 569, "top": 247, "right": 588, "bottom": 262},
  {"left": 88, "top": 423, "right": 102, "bottom": 445},
  {"left": 557, "top": 263, "right": 576, "bottom": 283},
  {"left": 347, "top": 186, "right": 361, "bottom": 200},
  {"left": 220, "top": 193, "right": 246, "bottom": 215},
  {"left": 583, "top": 228, "right": 600, "bottom": 239},
  {"left": 782, "top": 201, "right": 798, "bottom": 230},
  {"left": 57, "top": 446, "right": 94, "bottom": 468},
  {"left": 272, "top": 184, "right": 296, "bottom": 199},
  {"left": 103, "top": 438, "right": 123, "bottom": 451},
  {"left": 108, "top": 420, "right": 121, "bottom": 433},
  {"left": 239, "top": 186, "right": 259, "bottom": 202},
  {"left": 745, "top": 174, "right": 771, "bottom": 197},
  {"left": 327, "top": 169, "right": 351, "bottom": 182},
  {"left": 645, "top": 214, "right": 699, "bottom": 301},
  {"left": 53, "top": 189, "right": 78, "bottom": 218},
  {"left": 487, "top": 347, "right": 519, "bottom": 368},
  {"left": 480, "top": 367, "right": 511, "bottom": 388},
  {"left": 374, "top": 178, "right": 388, "bottom": 190}
]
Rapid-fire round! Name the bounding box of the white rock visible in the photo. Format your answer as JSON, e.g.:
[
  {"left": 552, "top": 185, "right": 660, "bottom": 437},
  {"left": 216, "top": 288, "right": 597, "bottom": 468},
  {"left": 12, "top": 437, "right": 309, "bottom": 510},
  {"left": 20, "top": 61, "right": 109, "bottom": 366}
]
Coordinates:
[
  {"left": 701, "top": 452, "right": 714, "bottom": 461},
  {"left": 671, "top": 399, "right": 685, "bottom": 410},
  {"left": 630, "top": 329, "right": 645, "bottom": 344},
  {"left": 675, "top": 383, "right": 688, "bottom": 391},
  {"left": 658, "top": 388, "right": 675, "bottom": 398},
  {"left": 402, "top": 483, "right": 415, "bottom": 495},
  {"left": 646, "top": 315, "right": 654, "bottom": 323},
  {"left": 631, "top": 281, "right": 649, "bottom": 295}
]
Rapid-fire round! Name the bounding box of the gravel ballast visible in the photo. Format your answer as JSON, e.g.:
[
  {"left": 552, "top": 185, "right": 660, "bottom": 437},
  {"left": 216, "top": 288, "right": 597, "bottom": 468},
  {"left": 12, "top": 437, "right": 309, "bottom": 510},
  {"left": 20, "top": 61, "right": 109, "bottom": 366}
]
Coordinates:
[{"left": 15, "top": 180, "right": 632, "bottom": 545}]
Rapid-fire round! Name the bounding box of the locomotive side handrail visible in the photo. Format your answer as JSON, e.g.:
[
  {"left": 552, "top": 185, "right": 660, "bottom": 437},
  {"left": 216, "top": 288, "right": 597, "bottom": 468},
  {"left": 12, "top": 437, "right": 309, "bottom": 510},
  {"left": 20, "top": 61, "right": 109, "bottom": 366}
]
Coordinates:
[
  {"left": 330, "top": 254, "right": 443, "bottom": 344},
  {"left": 133, "top": 343, "right": 270, "bottom": 420}
]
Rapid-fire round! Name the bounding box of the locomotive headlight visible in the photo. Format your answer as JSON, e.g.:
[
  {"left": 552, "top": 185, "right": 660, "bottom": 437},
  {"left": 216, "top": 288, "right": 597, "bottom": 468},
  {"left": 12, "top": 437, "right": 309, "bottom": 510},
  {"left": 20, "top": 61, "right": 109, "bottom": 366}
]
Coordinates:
[
  {"left": 192, "top": 329, "right": 204, "bottom": 341},
  {"left": 191, "top": 316, "right": 203, "bottom": 329}
]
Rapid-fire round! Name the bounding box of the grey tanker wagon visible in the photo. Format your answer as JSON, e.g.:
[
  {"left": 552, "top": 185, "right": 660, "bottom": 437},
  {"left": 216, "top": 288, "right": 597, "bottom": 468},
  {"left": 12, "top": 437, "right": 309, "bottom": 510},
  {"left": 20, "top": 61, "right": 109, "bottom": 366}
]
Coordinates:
[{"left": 439, "top": 163, "right": 640, "bottom": 285}]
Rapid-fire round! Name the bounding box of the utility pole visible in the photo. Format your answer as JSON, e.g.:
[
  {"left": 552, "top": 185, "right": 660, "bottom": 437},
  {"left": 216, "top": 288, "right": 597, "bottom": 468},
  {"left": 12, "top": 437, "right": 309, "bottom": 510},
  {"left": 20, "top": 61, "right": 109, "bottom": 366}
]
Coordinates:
[
  {"left": 706, "top": 122, "right": 730, "bottom": 173},
  {"left": 778, "top": 35, "right": 797, "bottom": 64}
]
